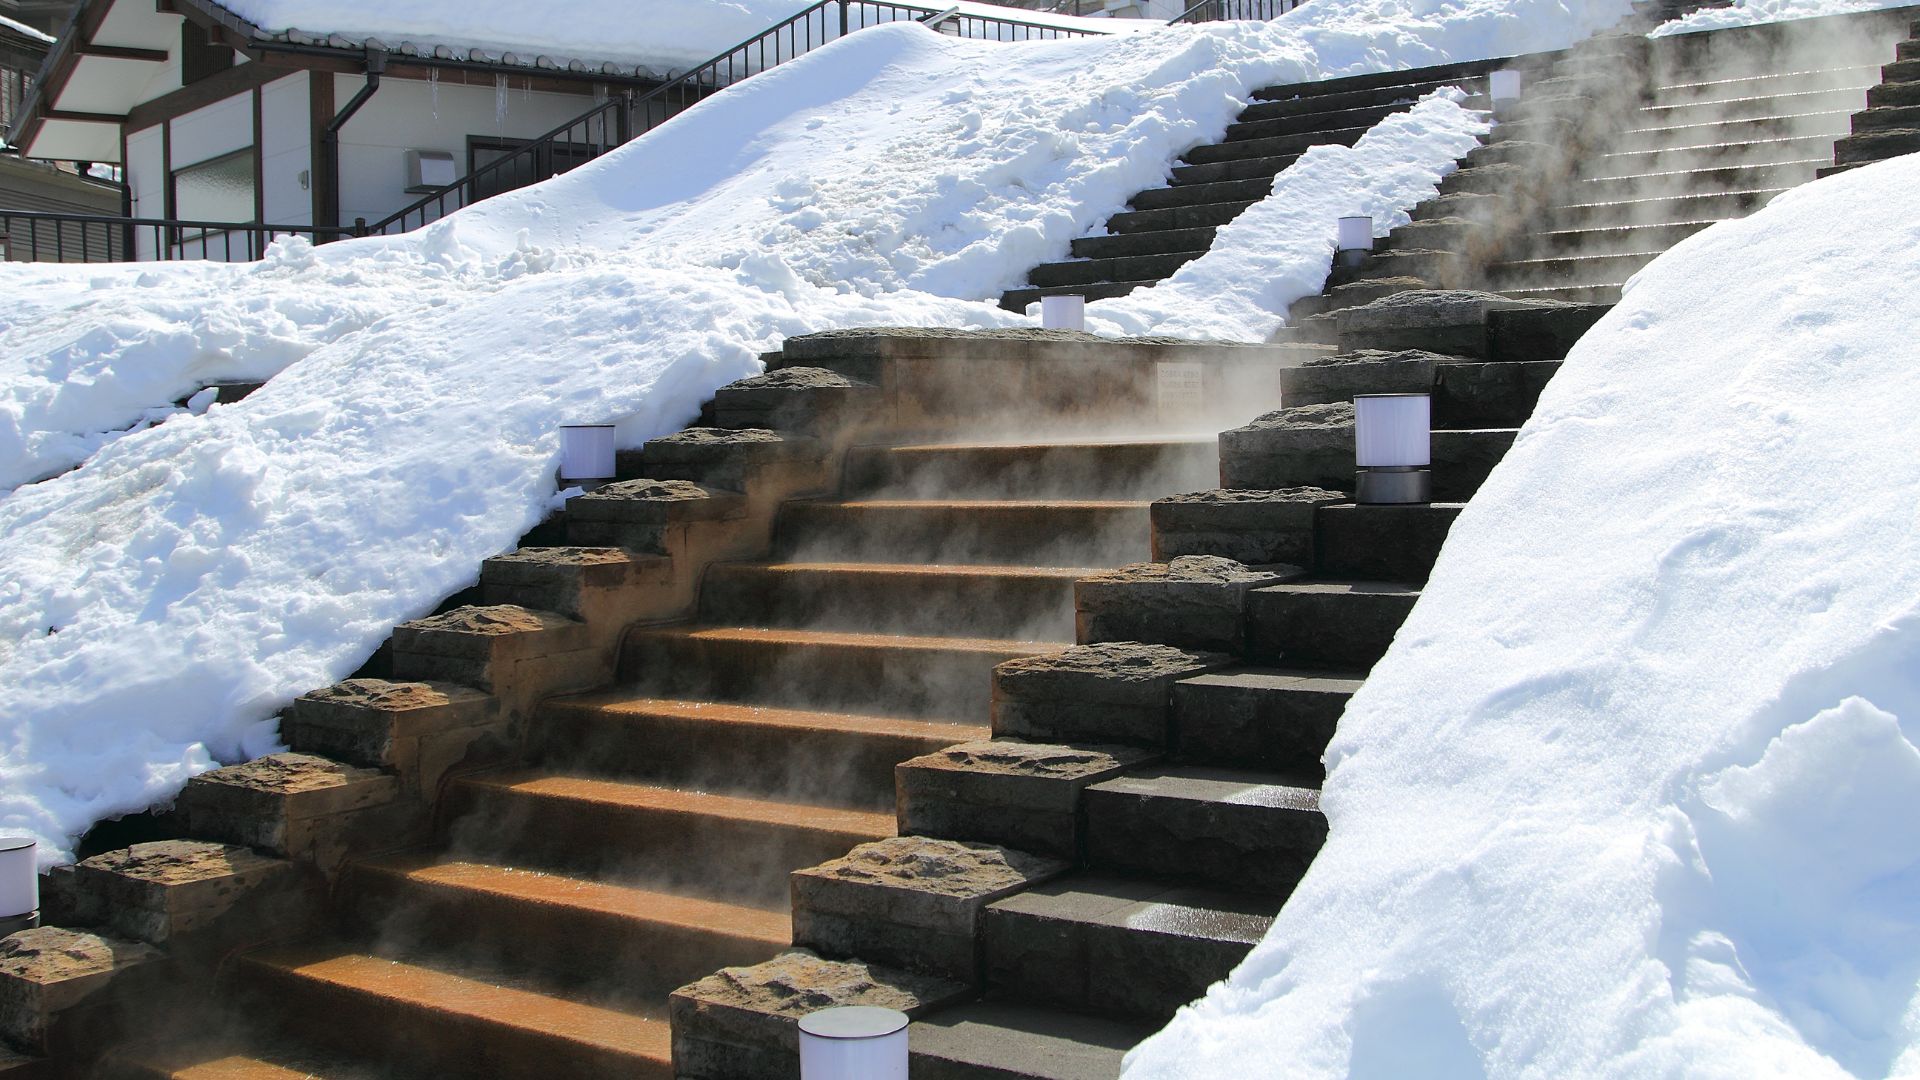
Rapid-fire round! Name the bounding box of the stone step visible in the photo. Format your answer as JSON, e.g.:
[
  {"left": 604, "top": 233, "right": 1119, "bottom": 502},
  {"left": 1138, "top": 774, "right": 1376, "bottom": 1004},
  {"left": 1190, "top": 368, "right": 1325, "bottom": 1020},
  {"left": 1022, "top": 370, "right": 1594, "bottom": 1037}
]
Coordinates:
[
  {"left": 1170, "top": 667, "right": 1362, "bottom": 774},
  {"left": 1226, "top": 99, "right": 1409, "bottom": 142},
  {"left": 982, "top": 873, "right": 1279, "bottom": 1023},
  {"left": 1494, "top": 282, "right": 1626, "bottom": 306},
  {"left": 1542, "top": 186, "right": 1785, "bottom": 229},
  {"left": 1508, "top": 218, "right": 1715, "bottom": 258},
  {"left": 94, "top": 1041, "right": 362, "bottom": 1079},
  {"left": 1900, "top": 37, "right": 1920, "bottom": 61},
  {"left": 620, "top": 624, "right": 1053, "bottom": 722},
  {"left": 537, "top": 692, "right": 981, "bottom": 809},
  {"left": 1867, "top": 78, "right": 1920, "bottom": 109},
  {"left": 1083, "top": 766, "right": 1324, "bottom": 893},
  {"left": 1070, "top": 226, "right": 1216, "bottom": 260},
  {"left": 1484, "top": 249, "right": 1664, "bottom": 290},
  {"left": 1614, "top": 109, "right": 1855, "bottom": 151},
  {"left": 1583, "top": 132, "right": 1845, "bottom": 178},
  {"left": 1315, "top": 501, "right": 1464, "bottom": 583},
  {"left": 1649, "top": 65, "right": 1880, "bottom": 106},
  {"left": 1220, "top": 419, "right": 1515, "bottom": 502},
  {"left": 843, "top": 438, "right": 1218, "bottom": 501},
  {"left": 999, "top": 279, "right": 1151, "bottom": 313},
  {"left": 1182, "top": 124, "right": 1367, "bottom": 165},
  {"left": 1127, "top": 175, "right": 1273, "bottom": 211},
  {"left": 698, "top": 561, "right": 1085, "bottom": 641},
  {"left": 1026, "top": 249, "right": 1205, "bottom": 288},
  {"left": 445, "top": 770, "right": 893, "bottom": 905},
  {"left": 1833, "top": 125, "right": 1920, "bottom": 164},
  {"left": 1241, "top": 74, "right": 1484, "bottom": 119},
  {"left": 908, "top": 998, "right": 1152, "bottom": 1080},
  {"left": 235, "top": 944, "right": 673, "bottom": 1079},
  {"left": 1103, "top": 199, "right": 1256, "bottom": 234},
  {"left": 1276, "top": 355, "right": 1559, "bottom": 430},
  {"left": 1853, "top": 103, "right": 1920, "bottom": 131},
  {"left": 1247, "top": 580, "right": 1421, "bottom": 669},
  {"left": 1883, "top": 57, "right": 1920, "bottom": 84},
  {"left": 773, "top": 499, "right": 1152, "bottom": 568},
  {"left": 1169, "top": 152, "right": 1301, "bottom": 187},
  {"left": 1635, "top": 85, "right": 1873, "bottom": 127},
  {"left": 338, "top": 855, "right": 789, "bottom": 1001}
]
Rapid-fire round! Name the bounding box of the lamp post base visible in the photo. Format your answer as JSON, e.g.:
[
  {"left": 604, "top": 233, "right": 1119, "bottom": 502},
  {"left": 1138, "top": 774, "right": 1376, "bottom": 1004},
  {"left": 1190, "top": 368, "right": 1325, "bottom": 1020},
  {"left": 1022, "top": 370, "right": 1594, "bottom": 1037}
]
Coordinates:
[
  {"left": 0, "top": 911, "right": 40, "bottom": 937},
  {"left": 1356, "top": 468, "right": 1431, "bottom": 504}
]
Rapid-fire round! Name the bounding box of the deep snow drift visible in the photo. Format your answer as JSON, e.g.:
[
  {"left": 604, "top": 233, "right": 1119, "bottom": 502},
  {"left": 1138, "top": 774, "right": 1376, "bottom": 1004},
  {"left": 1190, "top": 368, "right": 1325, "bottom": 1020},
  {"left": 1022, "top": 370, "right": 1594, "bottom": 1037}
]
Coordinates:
[
  {"left": 1652, "top": 0, "right": 1920, "bottom": 36},
  {"left": 1124, "top": 155, "right": 1920, "bottom": 1079},
  {"left": 0, "top": 0, "right": 1633, "bottom": 864}
]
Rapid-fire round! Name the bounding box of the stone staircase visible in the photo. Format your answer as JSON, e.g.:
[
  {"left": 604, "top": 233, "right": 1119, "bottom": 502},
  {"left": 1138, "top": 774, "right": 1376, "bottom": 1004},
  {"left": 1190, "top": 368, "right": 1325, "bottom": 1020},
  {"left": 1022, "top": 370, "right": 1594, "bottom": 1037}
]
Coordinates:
[
  {"left": 999, "top": 61, "right": 1501, "bottom": 312},
  {"left": 1827, "top": 15, "right": 1920, "bottom": 172}
]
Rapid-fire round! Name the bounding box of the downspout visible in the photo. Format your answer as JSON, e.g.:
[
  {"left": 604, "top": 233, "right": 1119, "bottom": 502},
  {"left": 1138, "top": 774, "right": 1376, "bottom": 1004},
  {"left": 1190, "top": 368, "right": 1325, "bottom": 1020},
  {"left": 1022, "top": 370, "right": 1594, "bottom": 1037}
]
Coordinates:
[{"left": 317, "top": 47, "right": 385, "bottom": 232}]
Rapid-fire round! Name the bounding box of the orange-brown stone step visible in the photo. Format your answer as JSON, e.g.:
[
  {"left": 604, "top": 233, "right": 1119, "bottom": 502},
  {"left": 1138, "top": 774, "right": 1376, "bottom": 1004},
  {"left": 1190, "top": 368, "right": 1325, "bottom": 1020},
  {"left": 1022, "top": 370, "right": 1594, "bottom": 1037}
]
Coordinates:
[
  {"left": 445, "top": 770, "right": 895, "bottom": 905},
  {"left": 699, "top": 560, "right": 1090, "bottom": 641},
  {"left": 234, "top": 945, "right": 671, "bottom": 1080},
  {"left": 773, "top": 499, "right": 1153, "bottom": 567},
  {"left": 536, "top": 694, "right": 986, "bottom": 808},
  {"left": 842, "top": 438, "right": 1218, "bottom": 500},
  {"left": 619, "top": 625, "right": 1057, "bottom": 723},
  {"left": 94, "top": 1041, "right": 361, "bottom": 1079},
  {"left": 341, "top": 855, "right": 791, "bottom": 999}
]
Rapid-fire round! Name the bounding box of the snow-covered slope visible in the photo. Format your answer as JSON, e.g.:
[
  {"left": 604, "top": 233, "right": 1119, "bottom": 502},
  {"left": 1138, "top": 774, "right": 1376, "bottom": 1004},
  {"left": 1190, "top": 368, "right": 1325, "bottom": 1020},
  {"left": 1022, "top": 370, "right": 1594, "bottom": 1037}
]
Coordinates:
[
  {"left": 1652, "top": 0, "right": 1920, "bottom": 36},
  {"left": 0, "top": 0, "right": 1634, "bottom": 864},
  {"left": 1124, "top": 154, "right": 1920, "bottom": 1079}
]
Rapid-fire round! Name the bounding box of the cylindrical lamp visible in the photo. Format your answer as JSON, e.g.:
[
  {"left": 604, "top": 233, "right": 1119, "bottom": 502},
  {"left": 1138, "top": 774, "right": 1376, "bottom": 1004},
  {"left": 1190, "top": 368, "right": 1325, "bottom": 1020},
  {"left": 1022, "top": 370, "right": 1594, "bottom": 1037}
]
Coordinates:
[
  {"left": 1040, "top": 294, "right": 1085, "bottom": 332},
  {"left": 0, "top": 837, "right": 38, "bottom": 936},
  {"left": 1335, "top": 215, "right": 1373, "bottom": 268},
  {"left": 558, "top": 425, "right": 617, "bottom": 487},
  {"left": 799, "top": 1006, "right": 909, "bottom": 1080},
  {"left": 1488, "top": 69, "right": 1523, "bottom": 106},
  {"left": 1354, "top": 393, "right": 1431, "bottom": 504}
]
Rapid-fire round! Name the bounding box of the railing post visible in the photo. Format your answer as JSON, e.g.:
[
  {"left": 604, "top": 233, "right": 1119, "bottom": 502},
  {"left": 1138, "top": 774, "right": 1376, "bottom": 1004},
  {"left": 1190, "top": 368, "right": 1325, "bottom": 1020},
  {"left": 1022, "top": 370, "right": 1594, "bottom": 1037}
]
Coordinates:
[
  {"left": 616, "top": 91, "right": 633, "bottom": 145},
  {"left": 839, "top": 0, "right": 850, "bottom": 37},
  {"left": 354, "top": 218, "right": 368, "bottom": 238}
]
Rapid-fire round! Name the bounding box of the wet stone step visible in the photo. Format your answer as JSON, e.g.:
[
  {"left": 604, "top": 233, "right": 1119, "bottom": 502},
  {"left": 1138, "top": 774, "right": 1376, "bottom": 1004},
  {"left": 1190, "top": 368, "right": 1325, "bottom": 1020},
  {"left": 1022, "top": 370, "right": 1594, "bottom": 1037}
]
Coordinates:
[
  {"left": 908, "top": 999, "right": 1152, "bottom": 1080},
  {"left": 1104, "top": 199, "right": 1257, "bottom": 234},
  {"left": 773, "top": 499, "right": 1153, "bottom": 568},
  {"left": 535, "top": 693, "right": 983, "bottom": 809},
  {"left": 1170, "top": 667, "right": 1362, "bottom": 775},
  {"left": 1584, "top": 134, "right": 1848, "bottom": 177},
  {"left": 1070, "top": 226, "right": 1216, "bottom": 260},
  {"left": 1181, "top": 124, "right": 1367, "bottom": 165},
  {"left": 1000, "top": 279, "right": 1151, "bottom": 313},
  {"left": 1542, "top": 187, "right": 1784, "bottom": 228},
  {"left": 1225, "top": 100, "right": 1401, "bottom": 142},
  {"left": 1494, "top": 282, "right": 1625, "bottom": 306},
  {"left": 1648, "top": 66, "right": 1880, "bottom": 105},
  {"left": 444, "top": 770, "right": 894, "bottom": 906},
  {"left": 698, "top": 562, "right": 1084, "bottom": 642},
  {"left": 842, "top": 438, "right": 1219, "bottom": 501},
  {"left": 338, "top": 856, "right": 790, "bottom": 1001},
  {"left": 1636, "top": 86, "right": 1875, "bottom": 126},
  {"left": 1513, "top": 219, "right": 1715, "bottom": 257},
  {"left": 235, "top": 944, "right": 674, "bottom": 1080},
  {"left": 1243, "top": 73, "right": 1485, "bottom": 118},
  {"left": 620, "top": 625, "right": 1054, "bottom": 722},
  {"left": 1082, "top": 765, "right": 1324, "bottom": 894},
  {"left": 1568, "top": 160, "right": 1825, "bottom": 202},
  {"left": 983, "top": 872, "right": 1280, "bottom": 1023},
  {"left": 1026, "top": 250, "right": 1206, "bottom": 288},
  {"left": 1484, "top": 250, "right": 1665, "bottom": 290},
  {"left": 1169, "top": 152, "right": 1302, "bottom": 186},
  {"left": 1315, "top": 501, "right": 1464, "bottom": 583},
  {"left": 1612, "top": 109, "right": 1858, "bottom": 150},
  {"left": 1127, "top": 176, "right": 1274, "bottom": 211},
  {"left": 1247, "top": 580, "right": 1422, "bottom": 670}
]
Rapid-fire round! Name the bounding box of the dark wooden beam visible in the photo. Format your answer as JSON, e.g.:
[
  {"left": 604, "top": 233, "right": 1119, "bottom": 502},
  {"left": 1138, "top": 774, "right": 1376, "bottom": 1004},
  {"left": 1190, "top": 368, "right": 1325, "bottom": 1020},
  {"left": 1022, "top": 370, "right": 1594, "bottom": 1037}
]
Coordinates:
[
  {"left": 44, "top": 108, "right": 129, "bottom": 123},
  {"left": 74, "top": 43, "right": 171, "bottom": 62},
  {"left": 125, "top": 58, "right": 279, "bottom": 132}
]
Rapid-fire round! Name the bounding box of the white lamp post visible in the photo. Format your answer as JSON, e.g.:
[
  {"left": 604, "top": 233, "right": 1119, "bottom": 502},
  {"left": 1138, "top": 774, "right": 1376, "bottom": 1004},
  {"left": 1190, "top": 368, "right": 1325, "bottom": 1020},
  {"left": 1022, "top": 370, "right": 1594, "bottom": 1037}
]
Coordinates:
[
  {"left": 1335, "top": 215, "right": 1373, "bottom": 269},
  {"left": 1354, "top": 393, "right": 1431, "bottom": 504},
  {"left": 1488, "top": 69, "right": 1523, "bottom": 107},
  {"left": 0, "top": 837, "right": 38, "bottom": 935},
  {"left": 799, "top": 1006, "right": 909, "bottom": 1080},
  {"left": 1040, "top": 294, "right": 1086, "bottom": 332},
  {"left": 559, "top": 425, "right": 617, "bottom": 488}
]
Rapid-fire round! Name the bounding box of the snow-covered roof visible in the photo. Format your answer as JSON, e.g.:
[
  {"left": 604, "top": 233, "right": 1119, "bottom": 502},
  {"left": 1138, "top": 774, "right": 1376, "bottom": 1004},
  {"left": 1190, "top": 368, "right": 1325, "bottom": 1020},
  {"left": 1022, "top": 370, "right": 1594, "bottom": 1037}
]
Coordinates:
[{"left": 0, "top": 11, "right": 58, "bottom": 45}]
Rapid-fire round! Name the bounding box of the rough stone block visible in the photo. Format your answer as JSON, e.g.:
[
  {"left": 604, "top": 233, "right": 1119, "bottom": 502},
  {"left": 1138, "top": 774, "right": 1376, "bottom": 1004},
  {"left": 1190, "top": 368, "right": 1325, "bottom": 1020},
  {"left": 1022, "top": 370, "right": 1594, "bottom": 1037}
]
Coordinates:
[
  {"left": 1381, "top": 217, "right": 1488, "bottom": 255},
  {"left": 791, "top": 836, "right": 1067, "bottom": 983},
  {"left": 1152, "top": 487, "right": 1346, "bottom": 566},
  {"left": 1335, "top": 290, "right": 1565, "bottom": 358},
  {"left": 669, "top": 950, "right": 969, "bottom": 1080},
  {"left": 709, "top": 367, "right": 878, "bottom": 435},
  {"left": 992, "top": 642, "right": 1230, "bottom": 747},
  {"left": 1277, "top": 350, "right": 1457, "bottom": 408},
  {"left": 479, "top": 547, "right": 671, "bottom": 619},
  {"left": 564, "top": 479, "right": 746, "bottom": 552},
  {"left": 1076, "top": 556, "right": 1300, "bottom": 653},
  {"left": 70, "top": 841, "right": 309, "bottom": 947},
  {"left": 1329, "top": 248, "right": 1462, "bottom": 291},
  {"left": 282, "top": 679, "right": 497, "bottom": 779},
  {"left": 1217, "top": 402, "right": 1355, "bottom": 492},
  {"left": 177, "top": 754, "right": 405, "bottom": 870},
  {"left": 636, "top": 428, "right": 827, "bottom": 491},
  {"left": 1432, "top": 359, "right": 1559, "bottom": 429},
  {"left": 0, "top": 928, "right": 161, "bottom": 1053},
  {"left": 1462, "top": 138, "right": 1553, "bottom": 170},
  {"left": 1286, "top": 277, "right": 1430, "bottom": 322},
  {"left": 1486, "top": 304, "right": 1608, "bottom": 364},
  {"left": 389, "top": 605, "right": 594, "bottom": 693},
  {"left": 896, "top": 740, "right": 1155, "bottom": 860},
  {"left": 1837, "top": 126, "right": 1920, "bottom": 166}
]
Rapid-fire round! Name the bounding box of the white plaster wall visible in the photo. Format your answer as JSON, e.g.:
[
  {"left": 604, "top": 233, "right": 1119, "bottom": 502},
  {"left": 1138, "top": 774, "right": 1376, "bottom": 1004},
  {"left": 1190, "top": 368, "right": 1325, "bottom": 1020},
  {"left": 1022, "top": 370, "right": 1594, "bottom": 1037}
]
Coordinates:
[
  {"left": 331, "top": 72, "right": 599, "bottom": 229},
  {"left": 125, "top": 123, "right": 163, "bottom": 260},
  {"left": 260, "top": 73, "right": 311, "bottom": 226},
  {"left": 169, "top": 93, "right": 251, "bottom": 171}
]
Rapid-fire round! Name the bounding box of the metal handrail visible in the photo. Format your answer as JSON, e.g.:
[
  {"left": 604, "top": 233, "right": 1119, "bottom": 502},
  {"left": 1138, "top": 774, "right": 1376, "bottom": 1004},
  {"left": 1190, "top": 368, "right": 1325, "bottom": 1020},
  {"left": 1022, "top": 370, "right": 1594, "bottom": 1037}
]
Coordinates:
[
  {"left": 0, "top": 209, "right": 354, "bottom": 263},
  {"left": 366, "top": 0, "right": 1110, "bottom": 237},
  {"left": 1169, "top": 0, "right": 1306, "bottom": 23}
]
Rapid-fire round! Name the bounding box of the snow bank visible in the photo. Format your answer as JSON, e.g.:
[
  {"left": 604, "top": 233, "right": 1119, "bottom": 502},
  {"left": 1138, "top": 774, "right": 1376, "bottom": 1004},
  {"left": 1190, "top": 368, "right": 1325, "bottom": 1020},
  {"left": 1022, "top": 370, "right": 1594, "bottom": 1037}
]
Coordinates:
[
  {"left": 0, "top": 0, "right": 1634, "bottom": 864},
  {"left": 1125, "top": 154, "right": 1920, "bottom": 1079},
  {"left": 1652, "top": 0, "right": 1920, "bottom": 36}
]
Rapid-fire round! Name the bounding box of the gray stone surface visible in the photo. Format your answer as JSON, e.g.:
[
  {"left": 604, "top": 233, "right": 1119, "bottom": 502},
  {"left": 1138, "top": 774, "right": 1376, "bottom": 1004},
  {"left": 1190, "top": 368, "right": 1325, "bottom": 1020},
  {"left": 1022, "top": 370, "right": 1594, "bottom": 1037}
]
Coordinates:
[
  {"left": 1276, "top": 350, "right": 1456, "bottom": 408},
  {"left": 1335, "top": 290, "right": 1566, "bottom": 358},
  {"left": 669, "top": 950, "right": 969, "bottom": 1080},
  {"left": 71, "top": 841, "right": 308, "bottom": 947},
  {"left": 897, "top": 740, "right": 1157, "bottom": 860},
  {"left": 1217, "top": 402, "right": 1355, "bottom": 493},
  {"left": 480, "top": 546, "right": 671, "bottom": 618},
  {"left": 709, "top": 367, "right": 877, "bottom": 434},
  {"left": 1083, "top": 766, "right": 1326, "bottom": 894},
  {"left": 1485, "top": 304, "right": 1609, "bottom": 364},
  {"left": 0, "top": 927, "right": 160, "bottom": 1052},
  {"left": 177, "top": 753, "right": 407, "bottom": 869},
  {"left": 285, "top": 679, "right": 495, "bottom": 768},
  {"left": 792, "top": 836, "right": 1068, "bottom": 982},
  {"left": 1437, "top": 160, "right": 1527, "bottom": 197},
  {"left": 1152, "top": 487, "right": 1346, "bottom": 566},
  {"left": 1315, "top": 502, "right": 1463, "bottom": 582},
  {"left": 992, "top": 643, "right": 1230, "bottom": 746},
  {"left": 638, "top": 427, "right": 827, "bottom": 488},
  {"left": 390, "top": 604, "right": 592, "bottom": 691},
  {"left": 1432, "top": 359, "right": 1560, "bottom": 428},
  {"left": 909, "top": 999, "right": 1149, "bottom": 1080},
  {"left": 565, "top": 479, "right": 746, "bottom": 552},
  {"left": 1076, "top": 556, "right": 1300, "bottom": 652},
  {"left": 1248, "top": 582, "right": 1421, "bottom": 669},
  {"left": 1432, "top": 427, "right": 1517, "bottom": 502},
  {"left": 1171, "top": 669, "right": 1360, "bottom": 775}
]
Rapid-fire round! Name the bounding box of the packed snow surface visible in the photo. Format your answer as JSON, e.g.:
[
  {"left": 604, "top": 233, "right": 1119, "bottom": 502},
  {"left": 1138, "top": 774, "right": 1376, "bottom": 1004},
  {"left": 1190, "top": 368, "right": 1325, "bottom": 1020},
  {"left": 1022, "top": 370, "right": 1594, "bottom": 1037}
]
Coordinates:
[
  {"left": 0, "top": 0, "right": 1633, "bottom": 865},
  {"left": 1652, "top": 0, "right": 1920, "bottom": 36},
  {"left": 1125, "top": 155, "right": 1920, "bottom": 1078}
]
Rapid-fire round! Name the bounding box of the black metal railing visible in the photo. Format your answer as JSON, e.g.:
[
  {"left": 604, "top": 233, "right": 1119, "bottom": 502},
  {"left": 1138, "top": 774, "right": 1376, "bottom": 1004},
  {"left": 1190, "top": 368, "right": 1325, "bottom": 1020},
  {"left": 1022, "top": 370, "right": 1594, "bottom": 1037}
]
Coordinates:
[
  {"left": 0, "top": 210, "right": 353, "bottom": 264},
  {"left": 1169, "top": 0, "right": 1306, "bottom": 23},
  {"left": 365, "top": 0, "right": 1108, "bottom": 237}
]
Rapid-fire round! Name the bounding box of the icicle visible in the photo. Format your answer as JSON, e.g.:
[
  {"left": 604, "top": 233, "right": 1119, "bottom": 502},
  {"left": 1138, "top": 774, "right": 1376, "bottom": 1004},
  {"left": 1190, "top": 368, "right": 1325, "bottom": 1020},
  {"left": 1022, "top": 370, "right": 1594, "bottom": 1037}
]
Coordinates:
[
  {"left": 495, "top": 74, "right": 508, "bottom": 124},
  {"left": 429, "top": 67, "right": 439, "bottom": 121}
]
